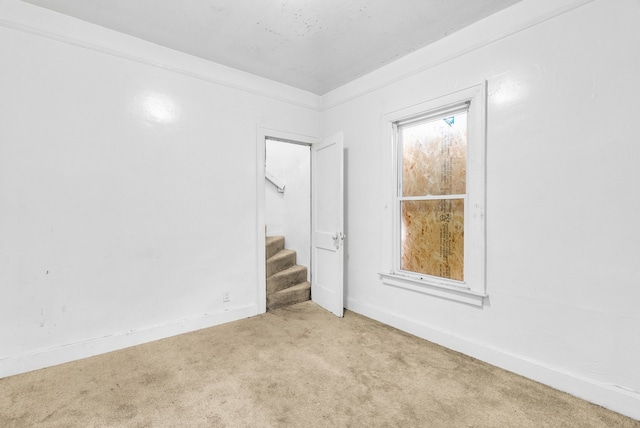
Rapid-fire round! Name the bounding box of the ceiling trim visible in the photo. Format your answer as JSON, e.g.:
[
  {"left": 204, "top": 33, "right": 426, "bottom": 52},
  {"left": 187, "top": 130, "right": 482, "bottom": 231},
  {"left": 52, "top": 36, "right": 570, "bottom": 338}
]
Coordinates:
[
  {"left": 1, "top": 0, "right": 595, "bottom": 113},
  {"left": 320, "top": 0, "right": 596, "bottom": 111},
  {"left": 0, "top": 4, "right": 322, "bottom": 112}
]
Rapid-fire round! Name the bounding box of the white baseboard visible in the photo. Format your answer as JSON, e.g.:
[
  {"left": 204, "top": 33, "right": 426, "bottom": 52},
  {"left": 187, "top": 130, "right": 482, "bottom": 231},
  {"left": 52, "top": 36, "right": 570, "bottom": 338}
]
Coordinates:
[
  {"left": 346, "top": 298, "right": 640, "bottom": 421},
  {"left": 0, "top": 304, "right": 259, "bottom": 379}
]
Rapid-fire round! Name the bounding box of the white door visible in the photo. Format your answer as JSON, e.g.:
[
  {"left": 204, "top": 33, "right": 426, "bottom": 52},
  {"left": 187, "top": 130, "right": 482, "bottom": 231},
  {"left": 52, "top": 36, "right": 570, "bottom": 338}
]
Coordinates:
[{"left": 311, "top": 132, "right": 344, "bottom": 317}]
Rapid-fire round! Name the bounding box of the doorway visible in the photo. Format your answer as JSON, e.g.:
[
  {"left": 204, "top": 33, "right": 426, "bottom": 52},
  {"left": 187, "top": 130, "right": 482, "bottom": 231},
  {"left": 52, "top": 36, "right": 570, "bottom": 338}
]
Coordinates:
[
  {"left": 264, "top": 138, "right": 311, "bottom": 283},
  {"left": 256, "top": 127, "right": 345, "bottom": 317},
  {"left": 256, "top": 128, "right": 319, "bottom": 314}
]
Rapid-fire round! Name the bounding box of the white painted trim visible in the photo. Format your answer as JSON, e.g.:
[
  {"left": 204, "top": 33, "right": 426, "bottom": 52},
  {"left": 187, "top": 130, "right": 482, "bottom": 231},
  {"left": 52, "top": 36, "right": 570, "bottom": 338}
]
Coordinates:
[
  {"left": 257, "top": 131, "right": 268, "bottom": 315},
  {"left": 400, "top": 194, "right": 466, "bottom": 201},
  {"left": 0, "top": 3, "right": 321, "bottom": 111},
  {"left": 256, "top": 127, "right": 320, "bottom": 315},
  {"left": 379, "top": 273, "right": 486, "bottom": 307},
  {"left": 321, "top": 0, "right": 597, "bottom": 110},
  {"left": 0, "top": 304, "right": 259, "bottom": 379},
  {"left": 345, "top": 297, "right": 640, "bottom": 421},
  {"left": 1, "top": 0, "right": 595, "bottom": 111},
  {"left": 382, "top": 83, "right": 487, "bottom": 299}
]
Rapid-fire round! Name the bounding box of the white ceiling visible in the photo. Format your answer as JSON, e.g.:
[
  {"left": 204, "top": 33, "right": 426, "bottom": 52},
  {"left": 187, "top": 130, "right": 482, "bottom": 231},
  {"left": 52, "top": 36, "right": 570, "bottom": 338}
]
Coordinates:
[{"left": 22, "top": 0, "right": 522, "bottom": 94}]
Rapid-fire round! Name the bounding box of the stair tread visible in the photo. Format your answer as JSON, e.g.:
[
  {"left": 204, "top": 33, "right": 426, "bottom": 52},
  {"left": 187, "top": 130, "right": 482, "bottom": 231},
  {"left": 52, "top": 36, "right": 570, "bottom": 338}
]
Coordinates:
[
  {"left": 267, "top": 281, "right": 311, "bottom": 310},
  {"left": 266, "top": 264, "right": 308, "bottom": 295},
  {"left": 267, "top": 249, "right": 296, "bottom": 262},
  {"left": 268, "top": 264, "right": 306, "bottom": 278},
  {"left": 266, "top": 249, "right": 297, "bottom": 277},
  {"left": 265, "top": 235, "right": 285, "bottom": 259},
  {"left": 272, "top": 281, "right": 310, "bottom": 295}
]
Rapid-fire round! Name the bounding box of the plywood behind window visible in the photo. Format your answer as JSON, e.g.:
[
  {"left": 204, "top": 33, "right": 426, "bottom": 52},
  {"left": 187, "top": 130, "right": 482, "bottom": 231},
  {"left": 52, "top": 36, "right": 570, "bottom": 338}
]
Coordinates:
[
  {"left": 401, "top": 199, "right": 464, "bottom": 280},
  {"left": 400, "top": 114, "right": 467, "bottom": 281},
  {"left": 402, "top": 114, "right": 467, "bottom": 196}
]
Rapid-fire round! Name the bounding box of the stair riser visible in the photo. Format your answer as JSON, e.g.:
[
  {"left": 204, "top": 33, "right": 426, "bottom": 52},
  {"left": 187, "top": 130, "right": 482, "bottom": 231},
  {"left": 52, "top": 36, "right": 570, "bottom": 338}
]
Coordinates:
[
  {"left": 266, "top": 236, "right": 285, "bottom": 259},
  {"left": 266, "top": 251, "right": 296, "bottom": 277},
  {"left": 267, "top": 283, "right": 311, "bottom": 310},
  {"left": 267, "top": 267, "right": 307, "bottom": 294}
]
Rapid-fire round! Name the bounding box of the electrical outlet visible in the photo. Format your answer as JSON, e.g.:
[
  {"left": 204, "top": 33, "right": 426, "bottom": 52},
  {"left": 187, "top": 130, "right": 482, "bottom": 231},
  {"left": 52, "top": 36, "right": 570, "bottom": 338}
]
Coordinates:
[{"left": 222, "top": 291, "right": 230, "bottom": 302}]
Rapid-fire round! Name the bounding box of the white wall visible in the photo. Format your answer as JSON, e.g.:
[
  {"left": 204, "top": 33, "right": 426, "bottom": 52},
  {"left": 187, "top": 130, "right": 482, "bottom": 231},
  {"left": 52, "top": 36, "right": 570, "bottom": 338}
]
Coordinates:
[
  {"left": 321, "top": 0, "right": 640, "bottom": 420},
  {"left": 265, "top": 140, "right": 311, "bottom": 277},
  {"left": 0, "top": 1, "right": 319, "bottom": 377},
  {"left": 2, "top": 0, "right": 639, "bottom": 421}
]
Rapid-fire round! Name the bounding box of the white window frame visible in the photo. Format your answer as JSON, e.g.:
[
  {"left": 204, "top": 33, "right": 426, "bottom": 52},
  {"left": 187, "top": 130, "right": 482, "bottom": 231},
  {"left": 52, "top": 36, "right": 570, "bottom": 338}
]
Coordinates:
[{"left": 380, "top": 82, "right": 487, "bottom": 306}]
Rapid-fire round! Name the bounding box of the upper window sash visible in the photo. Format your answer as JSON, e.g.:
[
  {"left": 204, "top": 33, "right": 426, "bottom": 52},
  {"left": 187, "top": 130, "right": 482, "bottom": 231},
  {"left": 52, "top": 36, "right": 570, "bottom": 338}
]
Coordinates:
[
  {"left": 395, "top": 101, "right": 470, "bottom": 129},
  {"left": 396, "top": 105, "right": 469, "bottom": 201}
]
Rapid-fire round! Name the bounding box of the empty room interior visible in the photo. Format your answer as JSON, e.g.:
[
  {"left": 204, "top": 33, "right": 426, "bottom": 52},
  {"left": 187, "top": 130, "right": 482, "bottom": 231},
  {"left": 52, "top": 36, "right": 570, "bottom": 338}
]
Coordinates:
[{"left": 1, "top": 0, "right": 639, "bottom": 426}]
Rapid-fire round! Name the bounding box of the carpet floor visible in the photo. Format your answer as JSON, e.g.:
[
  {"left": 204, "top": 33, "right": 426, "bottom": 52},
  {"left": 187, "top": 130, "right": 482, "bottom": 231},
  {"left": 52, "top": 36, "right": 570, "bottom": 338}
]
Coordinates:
[{"left": 1, "top": 301, "right": 638, "bottom": 427}]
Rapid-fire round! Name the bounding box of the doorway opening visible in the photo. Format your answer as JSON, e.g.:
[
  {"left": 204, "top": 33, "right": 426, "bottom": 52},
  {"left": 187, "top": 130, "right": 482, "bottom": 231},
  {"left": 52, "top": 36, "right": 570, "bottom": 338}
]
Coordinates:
[
  {"left": 256, "top": 127, "right": 344, "bottom": 317},
  {"left": 256, "top": 128, "right": 319, "bottom": 314},
  {"left": 264, "top": 138, "right": 311, "bottom": 310}
]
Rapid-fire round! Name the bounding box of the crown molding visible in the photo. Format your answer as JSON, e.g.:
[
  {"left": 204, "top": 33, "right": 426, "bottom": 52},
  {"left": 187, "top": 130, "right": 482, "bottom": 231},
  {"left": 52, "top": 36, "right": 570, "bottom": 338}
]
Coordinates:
[
  {"left": 0, "top": 2, "right": 322, "bottom": 112},
  {"left": 320, "top": 0, "right": 596, "bottom": 110}
]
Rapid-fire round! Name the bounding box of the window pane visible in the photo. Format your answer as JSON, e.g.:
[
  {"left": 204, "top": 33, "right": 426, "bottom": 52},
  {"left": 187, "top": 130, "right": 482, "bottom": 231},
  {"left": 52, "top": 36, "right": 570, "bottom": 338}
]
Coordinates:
[
  {"left": 401, "top": 199, "right": 464, "bottom": 281},
  {"left": 401, "top": 113, "right": 467, "bottom": 196}
]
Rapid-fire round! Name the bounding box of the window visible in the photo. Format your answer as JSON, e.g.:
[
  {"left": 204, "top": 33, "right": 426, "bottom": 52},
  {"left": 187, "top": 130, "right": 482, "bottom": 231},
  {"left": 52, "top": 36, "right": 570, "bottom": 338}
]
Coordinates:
[{"left": 380, "top": 83, "right": 487, "bottom": 306}]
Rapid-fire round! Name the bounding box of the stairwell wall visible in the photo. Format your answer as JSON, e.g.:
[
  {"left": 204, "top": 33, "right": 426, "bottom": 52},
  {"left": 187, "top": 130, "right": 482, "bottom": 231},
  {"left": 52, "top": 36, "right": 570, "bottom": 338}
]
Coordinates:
[
  {"left": 0, "top": 1, "right": 320, "bottom": 378},
  {"left": 321, "top": 0, "right": 640, "bottom": 420}
]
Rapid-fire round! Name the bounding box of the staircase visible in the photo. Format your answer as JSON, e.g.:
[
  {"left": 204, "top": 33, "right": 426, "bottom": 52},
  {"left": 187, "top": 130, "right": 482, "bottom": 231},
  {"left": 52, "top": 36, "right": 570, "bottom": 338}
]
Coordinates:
[{"left": 266, "top": 236, "right": 311, "bottom": 310}]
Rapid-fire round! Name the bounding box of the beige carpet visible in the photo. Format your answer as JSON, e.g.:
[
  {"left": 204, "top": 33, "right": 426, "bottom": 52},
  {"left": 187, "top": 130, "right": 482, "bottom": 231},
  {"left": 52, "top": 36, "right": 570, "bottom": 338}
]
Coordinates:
[{"left": 1, "top": 301, "right": 638, "bottom": 427}]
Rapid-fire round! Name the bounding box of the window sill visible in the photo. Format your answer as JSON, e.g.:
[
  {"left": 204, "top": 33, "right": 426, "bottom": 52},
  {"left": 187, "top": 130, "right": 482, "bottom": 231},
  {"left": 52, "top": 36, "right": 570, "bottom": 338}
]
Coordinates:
[{"left": 379, "top": 272, "right": 487, "bottom": 307}]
